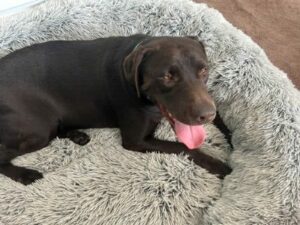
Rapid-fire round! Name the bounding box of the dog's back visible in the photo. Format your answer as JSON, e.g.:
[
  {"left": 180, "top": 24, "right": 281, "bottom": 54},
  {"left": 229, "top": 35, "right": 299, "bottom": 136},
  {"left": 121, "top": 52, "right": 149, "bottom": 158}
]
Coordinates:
[{"left": 0, "top": 37, "right": 138, "bottom": 128}]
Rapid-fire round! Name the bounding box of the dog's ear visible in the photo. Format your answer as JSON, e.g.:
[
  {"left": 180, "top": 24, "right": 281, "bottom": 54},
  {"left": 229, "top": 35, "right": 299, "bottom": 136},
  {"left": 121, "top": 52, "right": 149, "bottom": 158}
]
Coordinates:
[
  {"left": 186, "top": 36, "right": 206, "bottom": 54},
  {"left": 123, "top": 47, "right": 151, "bottom": 98}
]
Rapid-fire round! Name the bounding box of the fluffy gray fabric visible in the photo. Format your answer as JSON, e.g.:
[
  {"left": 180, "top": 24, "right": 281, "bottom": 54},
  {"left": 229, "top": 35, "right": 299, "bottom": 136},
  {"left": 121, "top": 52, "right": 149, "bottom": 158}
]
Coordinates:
[{"left": 0, "top": 0, "right": 299, "bottom": 224}]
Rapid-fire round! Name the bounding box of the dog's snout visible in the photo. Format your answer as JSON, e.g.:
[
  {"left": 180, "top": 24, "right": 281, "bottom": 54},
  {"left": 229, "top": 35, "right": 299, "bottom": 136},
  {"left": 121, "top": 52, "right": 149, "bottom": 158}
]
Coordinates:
[
  {"left": 189, "top": 104, "right": 216, "bottom": 124},
  {"left": 198, "top": 111, "right": 216, "bottom": 123}
]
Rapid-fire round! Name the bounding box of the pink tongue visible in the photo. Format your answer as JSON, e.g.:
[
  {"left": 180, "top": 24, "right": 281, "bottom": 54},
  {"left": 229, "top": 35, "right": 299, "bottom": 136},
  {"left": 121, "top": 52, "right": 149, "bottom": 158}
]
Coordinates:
[{"left": 174, "top": 120, "right": 206, "bottom": 149}]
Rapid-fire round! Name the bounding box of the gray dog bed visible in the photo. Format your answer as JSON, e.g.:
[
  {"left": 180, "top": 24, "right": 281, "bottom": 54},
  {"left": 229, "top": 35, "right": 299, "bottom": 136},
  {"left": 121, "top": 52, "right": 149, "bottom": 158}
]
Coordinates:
[{"left": 0, "top": 0, "right": 299, "bottom": 224}]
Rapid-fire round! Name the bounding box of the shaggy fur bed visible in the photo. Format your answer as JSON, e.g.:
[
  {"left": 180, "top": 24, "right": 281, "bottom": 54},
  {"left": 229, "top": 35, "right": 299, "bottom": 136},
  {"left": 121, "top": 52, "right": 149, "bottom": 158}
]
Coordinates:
[{"left": 0, "top": 0, "right": 299, "bottom": 224}]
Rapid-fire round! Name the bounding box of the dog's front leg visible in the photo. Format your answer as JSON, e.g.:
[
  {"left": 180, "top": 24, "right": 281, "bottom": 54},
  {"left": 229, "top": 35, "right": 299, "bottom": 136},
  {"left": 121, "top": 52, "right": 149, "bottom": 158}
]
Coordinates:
[
  {"left": 119, "top": 110, "right": 231, "bottom": 179},
  {"left": 124, "top": 137, "right": 231, "bottom": 179}
]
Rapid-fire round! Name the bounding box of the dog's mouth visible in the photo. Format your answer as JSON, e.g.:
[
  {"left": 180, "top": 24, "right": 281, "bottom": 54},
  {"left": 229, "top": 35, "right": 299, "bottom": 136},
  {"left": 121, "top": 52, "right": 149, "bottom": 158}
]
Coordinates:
[{"left": 158, "top": 103, "right": 206, "bottom": 149}]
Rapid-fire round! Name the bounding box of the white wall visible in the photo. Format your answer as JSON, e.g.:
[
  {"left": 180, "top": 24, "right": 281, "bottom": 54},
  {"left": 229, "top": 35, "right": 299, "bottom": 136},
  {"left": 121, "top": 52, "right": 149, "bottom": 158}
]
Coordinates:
[{"left": 0, "top": 0, "right": 45, "bottom": 16}]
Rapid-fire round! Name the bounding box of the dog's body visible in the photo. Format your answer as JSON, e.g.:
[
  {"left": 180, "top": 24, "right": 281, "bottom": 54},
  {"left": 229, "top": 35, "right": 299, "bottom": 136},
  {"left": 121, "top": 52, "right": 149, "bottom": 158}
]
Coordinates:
[{"left": 0, "top": 34, "right": 231, "bottom": 184}]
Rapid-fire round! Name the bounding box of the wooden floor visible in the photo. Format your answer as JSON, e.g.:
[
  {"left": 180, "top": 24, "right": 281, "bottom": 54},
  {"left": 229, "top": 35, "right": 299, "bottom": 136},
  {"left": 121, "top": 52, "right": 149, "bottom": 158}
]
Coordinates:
[{"left": 197, "top": 0, "right": 300, "bottom": 89}]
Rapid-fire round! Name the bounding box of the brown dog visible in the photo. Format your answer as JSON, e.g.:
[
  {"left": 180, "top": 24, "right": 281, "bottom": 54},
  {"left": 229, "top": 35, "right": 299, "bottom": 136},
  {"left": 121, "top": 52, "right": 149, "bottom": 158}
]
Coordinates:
[{"left": 0, "top": 34, "right": 231, "bottom": 185}]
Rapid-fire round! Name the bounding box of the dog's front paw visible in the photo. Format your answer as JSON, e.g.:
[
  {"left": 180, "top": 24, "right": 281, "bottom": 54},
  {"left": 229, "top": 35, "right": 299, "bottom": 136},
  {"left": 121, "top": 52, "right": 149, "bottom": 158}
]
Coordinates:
[
  {"left": 214, "top": 161, "right": 232, "bottom": 179},
  {"left": 188, "top": 150, "right": 232, "bottom": 179}
]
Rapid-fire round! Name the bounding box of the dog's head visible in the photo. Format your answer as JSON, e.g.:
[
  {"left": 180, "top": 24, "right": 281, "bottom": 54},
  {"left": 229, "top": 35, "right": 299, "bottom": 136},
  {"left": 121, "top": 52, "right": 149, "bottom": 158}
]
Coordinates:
[{"left": 123, "top": 36, "right": 216, "bottom": 126}]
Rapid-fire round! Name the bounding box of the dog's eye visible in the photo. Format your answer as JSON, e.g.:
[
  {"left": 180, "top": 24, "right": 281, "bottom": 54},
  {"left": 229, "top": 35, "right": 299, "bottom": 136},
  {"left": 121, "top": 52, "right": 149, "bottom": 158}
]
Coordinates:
[
  {"left": 161, "top": 72, "right": 173, "bottom": 82},
  {"left": 198, "top": 68, "right": 208, "bottom": 75},
  {"left": 197, "top": 68, "right": 208, "bottom": 81},
  {"left": 157, "top": 71, "right": 178, "bottom": 88}
]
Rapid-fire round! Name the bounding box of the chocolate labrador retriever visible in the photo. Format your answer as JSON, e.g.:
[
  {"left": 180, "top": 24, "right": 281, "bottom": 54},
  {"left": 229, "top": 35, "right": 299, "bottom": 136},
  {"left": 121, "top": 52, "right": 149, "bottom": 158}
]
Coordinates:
[{"left": 0, "top": 34, "right": 231, "bottom": 185}]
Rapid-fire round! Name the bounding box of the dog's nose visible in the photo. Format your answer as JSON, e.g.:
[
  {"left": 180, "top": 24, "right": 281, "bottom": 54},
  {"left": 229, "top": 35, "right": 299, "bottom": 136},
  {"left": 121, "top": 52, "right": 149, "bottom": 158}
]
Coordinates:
[
  {"left": 198, "top": 111, "right": 216, "bottom": 123},
  {"left": 188, "top": 105, "right": 216, "bottom": 124}
]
